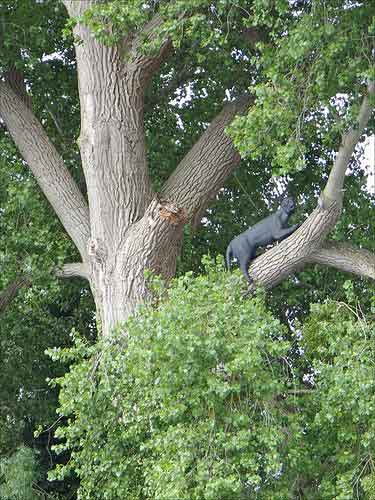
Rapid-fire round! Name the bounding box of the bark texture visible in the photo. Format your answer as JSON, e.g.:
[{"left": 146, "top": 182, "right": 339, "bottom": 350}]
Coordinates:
[
  {"left": 0, "top": 83, "right": 90, "bottom": 261},
  {"left": 161, "top": 95, "right": 252, "bottom": 223},
  {"left": 309, "top": 242, "right": 375, "bottom": 280},
  {"left": 90, "top": 198, "right": 186, "bottom": 333},
  {"left": 248, "top": 200, "right": 342, "bottom": 289}
]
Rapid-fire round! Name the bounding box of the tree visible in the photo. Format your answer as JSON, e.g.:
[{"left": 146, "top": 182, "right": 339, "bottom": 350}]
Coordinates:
[{"left": 0, "top": 0, "right": 373, "bottom": 336}]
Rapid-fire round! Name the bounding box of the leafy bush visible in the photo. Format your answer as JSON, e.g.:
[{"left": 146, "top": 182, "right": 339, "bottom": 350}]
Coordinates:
[
  {"left": 49, "top": 260, "right": 300, "bottom": 499},
  {"left": 298, "top": 300, "right": 375, "bottom": 499},
  {"left": 48, "top": 261, "right": 375, "bottom": 499},
  {"left": 0, "top": 446, "right": 40, "bottom": 500}
]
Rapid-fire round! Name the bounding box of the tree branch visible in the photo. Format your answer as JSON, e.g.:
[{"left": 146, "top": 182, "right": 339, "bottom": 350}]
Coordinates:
[
  {"left": 245, "top": 81, "right": 375, "bottom": 290},
  {"left": 128, "top": 14, "right": 173, "bottom": 85},
  {"left": 308, "top": 242, "right": 375, "bottom": 280},
  {"left": 64, "top": 2, "right": 172, "bottom": 85},
  {"left": 0, "top": 83, "right": 90, "bottom": 260},
  {"left": 323, "top": 80, "right": 375, "bottom": 202},
  {"left": 248, "top": 201, "right": 342, "bottom": 289},
  {"left": 0, "top": 263, "right": 89, "bottom": 316},
  {"left": 0, "top": 275, "right": 31, "bottom": 315},
  {"left": 161, "top": 95, "right": 252, "bottom": 222},
  {"left": 65, "top": 1, "right": 160, "bottom": 245},
  {"left": 4, "top": 68, "right": 32, "bottom": 109},
  {"left": 55, "top": 262, "right": 89, "bottom": 279}
]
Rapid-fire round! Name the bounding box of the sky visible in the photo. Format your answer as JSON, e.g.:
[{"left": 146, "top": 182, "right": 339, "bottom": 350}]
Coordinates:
[{"left": 364, "top": 135, "right": 375, "bottom": 195}]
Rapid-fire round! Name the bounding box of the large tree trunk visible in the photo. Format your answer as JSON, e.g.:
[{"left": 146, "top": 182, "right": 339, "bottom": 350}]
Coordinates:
[{"left": 89, "top": 198, "right": 186, "bottom": 334}]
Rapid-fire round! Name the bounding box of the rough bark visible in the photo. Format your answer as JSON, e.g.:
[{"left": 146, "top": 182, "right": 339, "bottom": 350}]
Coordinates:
[
  {"left": 4, "top": 68, "right": 32, "bottom": 109},
  {"left": 309, "top": 242, "right": 375, "bottom": 280},
  {"left": 71, "top": 25, "right": 153, "bottom": 248},
  {"left": 0, "top": 83, "right": 90, "bottom": 261},
  {"left": 63, "top": 3, "right": 181, "bottom": 334},
  {"left": 1, "top": 1, "right": 373, "bottom": 334},
  {"left": 65, "top": 3, "right": 170, "bottom": 247},
  {"left": 90, "top": 198, "right": 186, "bottom": 334},
  {"left": 55, "top": 263, "right": 89, "bottom": 280},
  {"left": 161, "top": 95, "right": 252, "bottom": 223},
  {"left": 248, "top": 200, "right": 342, "bottom": 289}
]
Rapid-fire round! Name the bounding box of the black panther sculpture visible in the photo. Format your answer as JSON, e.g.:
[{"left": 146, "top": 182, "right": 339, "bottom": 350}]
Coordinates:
[{"left": 225, "top": 198, "right": 299, "bottom": 283}]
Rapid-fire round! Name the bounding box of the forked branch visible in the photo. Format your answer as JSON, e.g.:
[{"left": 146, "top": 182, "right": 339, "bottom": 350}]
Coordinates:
[
  {"left": 246, "top": 81, "right": 374, "bottom": 289},
  {"left": 128, "top": 14, "right": 173, "bottom": 84}
]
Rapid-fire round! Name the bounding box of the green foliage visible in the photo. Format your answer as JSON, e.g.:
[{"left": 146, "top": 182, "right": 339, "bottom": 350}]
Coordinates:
[
  {"left": 72, "top": 0, "right": 261, "bottom": 56},
  {"left": 0, "top": 1, "right": 374, "bottom": 499},
  {"left": 48, "top": 262, "right": 375, "bottom": 499},
  {"left": 297, "top": 300, "right": 375, "bottom": 499},
  {"left": 229, "top": 0, "right": 374, "bottom": 174},
  {"left": 0, "top": 144, "right": 93, "bottom": 499},
  {"left": 49, "top": 261, "right": 302, "bottom": 499},
  {"left": 0, "top": 446, "right": 40, "bottom": 500}
]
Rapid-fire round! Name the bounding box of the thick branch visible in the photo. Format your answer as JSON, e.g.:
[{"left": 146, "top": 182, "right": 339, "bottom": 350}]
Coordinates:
[
  {"left": 0, "top": 276, "right": 31, "bottom": 315},
  {"left": 308, "top": 242, "right": 375, "bottom": 280},
  {"left": 64, "top": 1, "right": 172, "bottom": 80},
  {"left": 0, "top": 263, "right": 88, "bottom": 316},
  {"left": 324, "top": 80, "right": 375, "bottom": 201},
  {"left": 4, "top": 68, "right": 32, "bottom": 109},
  {"left": 248, "top": 201, "right": 342, "bottom": 289},
  {"left": 245, "top": 82, "right": 374, "bottom": 289},
  {"left": 0, "top": 83, "right": 90, "bottom": 260},
  {"left": 128, "top": 14, "right": 173, "bottom": 85},
  {"left": 55, "top": 262, "right": 89, "bottom": 280},
  {"left": 65, "top": 1, "right": 159, "bottom": 245},
  {"left": 161, "top": 95, "right": 252, "bottom": 221},
  {"left": 247, "top": 205, "right": 374, "bottom": 290}
]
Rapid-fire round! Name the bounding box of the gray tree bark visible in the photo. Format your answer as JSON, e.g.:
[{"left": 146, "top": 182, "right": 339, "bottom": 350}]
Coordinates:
[{"left": 0, "top": 2, "right": 373, "bottom": 334}]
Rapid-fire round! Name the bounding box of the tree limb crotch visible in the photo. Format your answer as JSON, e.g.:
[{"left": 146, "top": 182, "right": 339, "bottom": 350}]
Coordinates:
[{"left": 244, "top": 81, "right": 374, "bottom": 289}]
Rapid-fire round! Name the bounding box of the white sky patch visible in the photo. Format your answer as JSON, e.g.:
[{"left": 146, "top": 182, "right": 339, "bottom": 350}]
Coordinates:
[
  {"left": 363, "top": 135, "right": 375, "bottom": 195},
  {"left": 41, "top": 51, "right": 64, "bottom": 62},
  {"left": 170, "top": 82, "right": 194, "bottom": 108}
]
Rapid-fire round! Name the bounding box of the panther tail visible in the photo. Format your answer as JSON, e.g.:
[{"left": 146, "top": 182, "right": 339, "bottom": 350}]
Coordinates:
[{"left": 225, "top": 244, "right": 233, "bottom": 272}]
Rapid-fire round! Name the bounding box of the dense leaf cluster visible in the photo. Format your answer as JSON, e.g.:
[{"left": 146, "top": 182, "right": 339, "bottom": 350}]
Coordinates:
[
  {"left": 48, "top": 262, "right": 293, "bottom": 499},
  {"left": 0, "top": 446, "right": 40, "bottom": 500},
  {"left": 48, "top": 261, "right": 375, "bottom": 499},
  {"left": 229, "top": 0, "right": 374, "bottom": 174}
]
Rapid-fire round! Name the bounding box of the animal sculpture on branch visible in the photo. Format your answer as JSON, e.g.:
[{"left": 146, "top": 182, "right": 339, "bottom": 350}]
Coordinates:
[{"left": 226, "top": 198, "right": 299, "bottom": 283}]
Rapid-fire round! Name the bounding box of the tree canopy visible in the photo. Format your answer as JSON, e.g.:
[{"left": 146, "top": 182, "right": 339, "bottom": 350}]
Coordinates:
[{"left": 0, "top": 0, "right": 374, "bottom": 498}]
